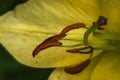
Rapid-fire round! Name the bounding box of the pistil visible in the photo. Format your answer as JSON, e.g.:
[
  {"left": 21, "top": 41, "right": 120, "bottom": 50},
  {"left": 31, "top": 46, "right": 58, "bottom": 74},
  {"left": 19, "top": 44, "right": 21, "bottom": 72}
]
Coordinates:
[{"left": 83, "top": 16, "right": 107, "bottom": 45}]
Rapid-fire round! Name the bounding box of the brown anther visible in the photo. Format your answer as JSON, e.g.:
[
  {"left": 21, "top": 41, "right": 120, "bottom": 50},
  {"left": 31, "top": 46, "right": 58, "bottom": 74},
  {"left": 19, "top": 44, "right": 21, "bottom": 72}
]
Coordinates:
[
  {"left": 32, "top": 41, "right": 62, "bottom": 57},
  {"left": 43, "top": 34, "right": 67, "bottom": 43},
  {"left": 60, "top": 23, "right": 86, "bottom": 34},
  {"left": 97, "top": 25, "right": 105, "bottom": 30},
  {"left": 32, "top": 22, "right": 86, "bottom": 57},
  {"left": 64, "top": 59, "right": 91, "bottom": 74},
  {"left": 32, "top": 34, "right": 66, "bottom": 57},
  {"left": 66, "top": 46, "right": 93, "bottom": 54}
]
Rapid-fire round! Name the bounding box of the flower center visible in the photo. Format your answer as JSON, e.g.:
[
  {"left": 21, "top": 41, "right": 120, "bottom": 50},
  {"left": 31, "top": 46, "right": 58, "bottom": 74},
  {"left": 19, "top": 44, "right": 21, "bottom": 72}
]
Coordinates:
[
  {"left": 64, "top": 16, "right": 108, "bottom": 74},
  {"left": 32, "top": 16, "right": 119, "bottom": 74}
]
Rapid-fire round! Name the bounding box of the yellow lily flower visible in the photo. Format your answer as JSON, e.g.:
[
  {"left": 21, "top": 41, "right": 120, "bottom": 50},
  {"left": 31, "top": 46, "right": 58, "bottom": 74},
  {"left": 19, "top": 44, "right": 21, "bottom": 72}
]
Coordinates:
[{"left": 0, "top": 0, "right": 120, "bottom": 80}]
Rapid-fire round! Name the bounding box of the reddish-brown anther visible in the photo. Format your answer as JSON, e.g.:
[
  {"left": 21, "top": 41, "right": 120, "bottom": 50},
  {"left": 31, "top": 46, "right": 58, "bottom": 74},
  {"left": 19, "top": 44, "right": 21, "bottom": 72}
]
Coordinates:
[
  {"left": 66, "top": 46, "right": 93, "bottom": 54},
  {"left": 60, "top": 23, "right": 86, "bottom": 34},
  {"left": 64, "top": 59, "right": 91, "bottom": 74},
  {"left": 32, "top": 22, "right": 86, "bottom": 57},
  {"left": 32, "top": 34, "right": 66, "bottom": 57},
  {"left": 42, "top": 34, "right": 67, "bottom": 43},
  {"left": 32, "top": 41, "right": 62, "bottom": 57},
  {"left": 97, "top": 25, "right": 105, "bottom": 30}
]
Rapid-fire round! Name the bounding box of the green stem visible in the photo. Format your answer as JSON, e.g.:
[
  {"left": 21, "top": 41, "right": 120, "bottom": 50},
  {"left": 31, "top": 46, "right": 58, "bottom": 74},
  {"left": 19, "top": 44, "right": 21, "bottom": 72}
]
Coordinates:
[{"left": 83, "top": 22, "right": 100, "bottom": 45}]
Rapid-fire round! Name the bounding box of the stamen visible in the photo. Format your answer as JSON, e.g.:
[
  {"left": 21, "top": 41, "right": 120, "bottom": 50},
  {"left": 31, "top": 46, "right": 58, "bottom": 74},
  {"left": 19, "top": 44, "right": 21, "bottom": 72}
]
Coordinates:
[
  {"left": 32, "top": 34, "right": 66, "bottom": 57},
  {"left": 64, "top": 59, "right": 91, "bottom": 74},
  {"left": 32, "top": 22, "right": 86, "bottom": 57},
  {"left": 97, "top": 25, "right": 105, "bottom": 30},
  {"left": 32, "top": 41, "right": 62, "bottom": 57},
  {"left": 60, "top": 23, "right": 86, "bottom": 34},
  {"left": 66, "top": 46, "right": 93, "bottom": 54},
  {"left": 42, "top": 34, "right": 67, "bottom": 42}
]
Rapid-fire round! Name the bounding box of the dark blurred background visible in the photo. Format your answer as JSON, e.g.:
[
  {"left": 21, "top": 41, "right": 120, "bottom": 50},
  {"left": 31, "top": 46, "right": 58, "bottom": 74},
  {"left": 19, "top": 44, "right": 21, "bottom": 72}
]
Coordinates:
[
  {"left": 0, "top": 0, "right": 27, "bottom": 15},
  {"left": 0, "top": 0, "right": 54, "bottom": 80}
]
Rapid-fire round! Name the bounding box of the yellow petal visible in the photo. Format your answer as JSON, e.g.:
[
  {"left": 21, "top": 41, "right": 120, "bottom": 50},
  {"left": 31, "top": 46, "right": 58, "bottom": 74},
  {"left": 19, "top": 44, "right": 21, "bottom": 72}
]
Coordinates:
[
  {"left": 48, "top": 68, "right": 92, "bottom": 80},
  {"left": 48, "top": 52, "right": 104, "bottom": 80},
  {"left": 102, "top": 0, "right": 120, "bottom": 35},
  {"left": 13, "top": 0, "right": 101, "bottom": 28},
  {"left": 0, "top": 15, "right": 102, "bottom": 68},
  {"left": 0, "top": 0, "right": 103, "bottom": 68},
  {"left": 91, "top": 50, "right": 120, "bottom": 80}
]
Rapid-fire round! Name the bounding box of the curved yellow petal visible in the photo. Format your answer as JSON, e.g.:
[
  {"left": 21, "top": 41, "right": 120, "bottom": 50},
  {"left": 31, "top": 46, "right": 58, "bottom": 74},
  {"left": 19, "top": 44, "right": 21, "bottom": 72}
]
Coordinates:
[
  {"left": 48, "top": 68, "right": 92, "bottom": 80},
  {"left": 48, "top": 52, "right": 104, "bottom": 80},
  {"left": 0, "top": 15, "right": 102, "bottom": 68},
  {"left": 102, "top": 0, "right": 120, "bottom": 35},
  {"left": 0, "top": 0, "right": 103, "bottom": 68},
  {"left": 91, "top": 50, "right": 120, "bottom": 80}
]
